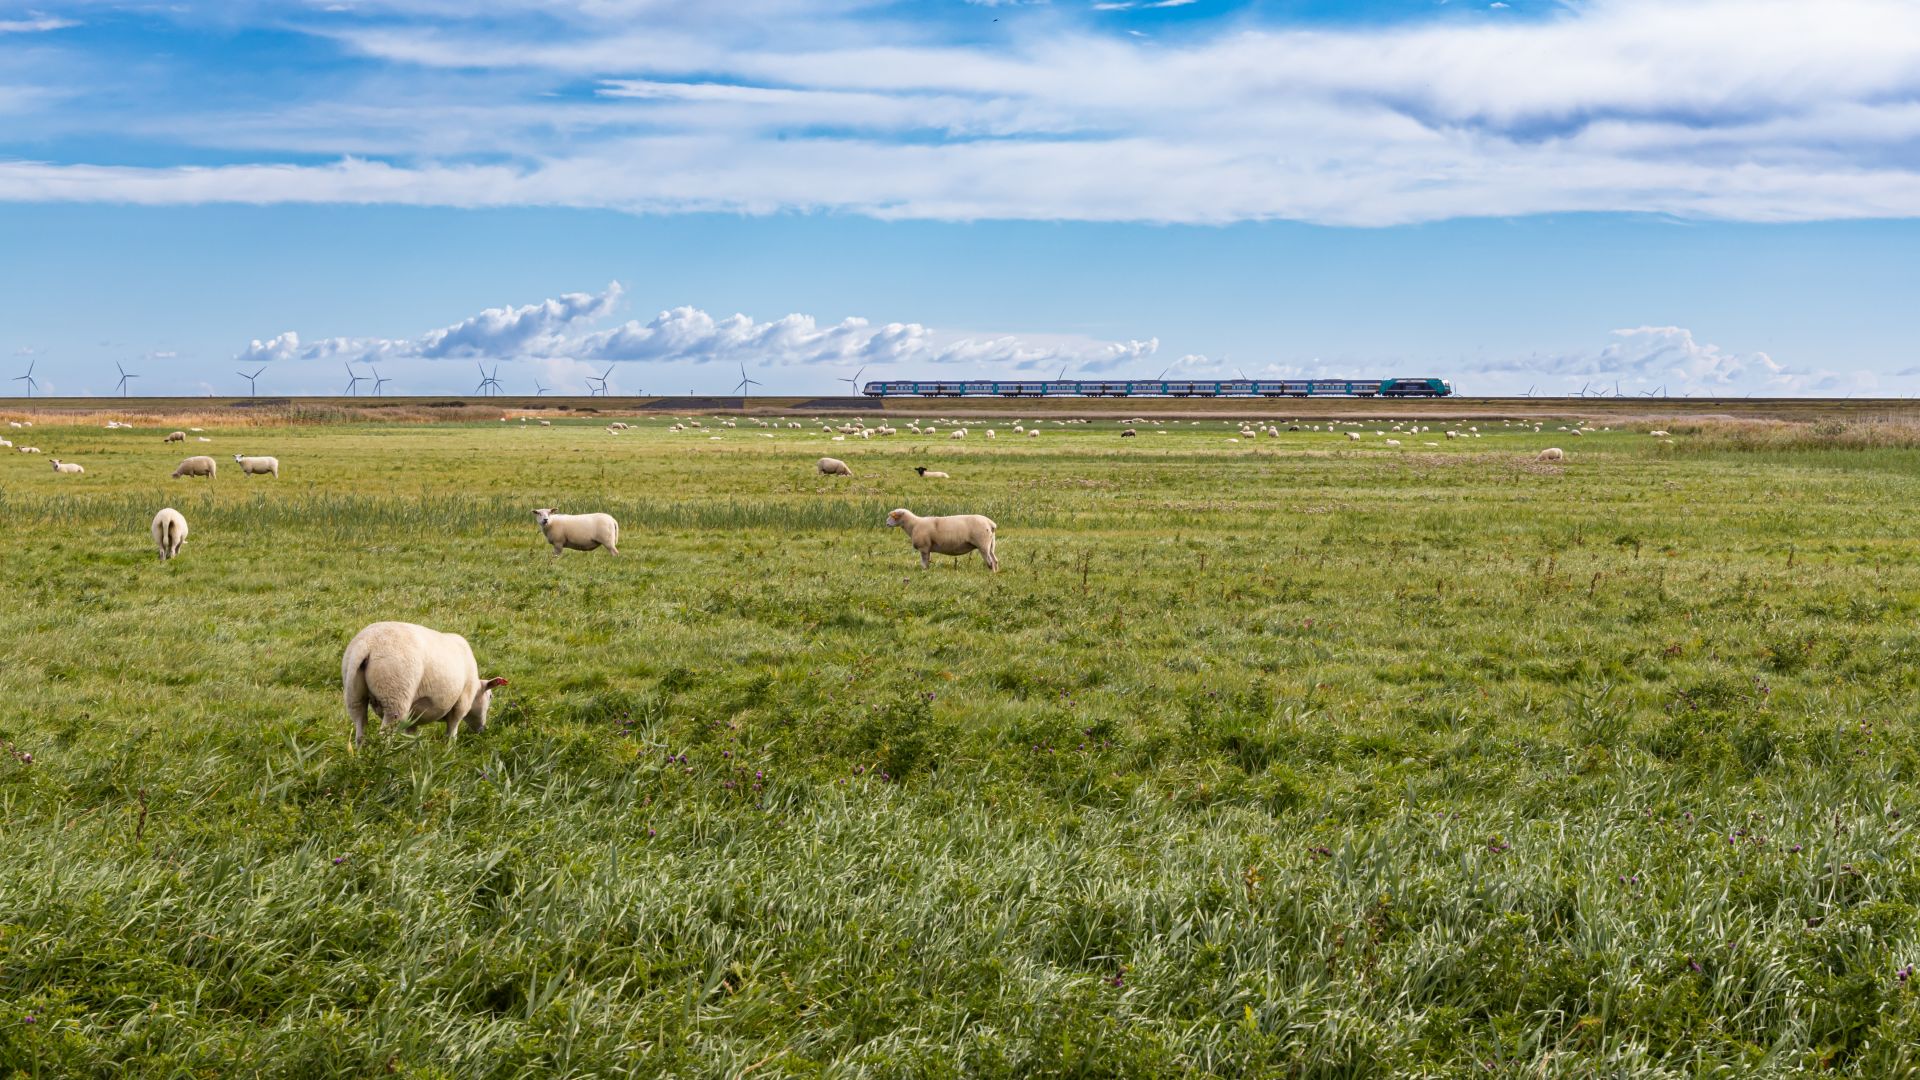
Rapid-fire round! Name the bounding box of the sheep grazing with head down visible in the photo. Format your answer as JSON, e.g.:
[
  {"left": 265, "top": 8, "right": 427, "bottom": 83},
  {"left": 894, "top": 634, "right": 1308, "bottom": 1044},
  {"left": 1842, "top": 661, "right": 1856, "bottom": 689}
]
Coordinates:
[
  {"left": 885, "top": 508, "right": 998, "bottom": 571},
  {"left": 164, "top": 431, "right": 186, "bottom": 443},
  {"left": 172, "top": 455, "right": 217, "bottom": 479},
  {"left": 151, "top": 507, "right": 188, "bottom": 561},
  {"left": 341, "top": 621, "right": 508, "bottom": 749},
  {"left": 531, "top": 508, "right": 620, "bottom": 556},
  {"left": 817, "top": 456, "right": 853, "bottom": 477},
  {"left": 234, "top": 454, "right": 279, "bottom": 478},
  {"left": 1538, "top": 447, "right": 1565, "bottom": 462}
]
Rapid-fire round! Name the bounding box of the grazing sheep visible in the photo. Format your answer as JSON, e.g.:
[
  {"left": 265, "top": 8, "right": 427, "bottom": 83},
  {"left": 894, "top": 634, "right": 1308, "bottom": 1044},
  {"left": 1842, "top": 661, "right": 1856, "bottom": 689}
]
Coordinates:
[
  {"left": 914, "top": 466, "right": 950, "bottom": 479},
  {"left": 50, "top": 459, "right": 84, "bottom": 475},
  {"left": 531, "top": 508, "right": 620, "bottom": 556},
  {"left": 151, "top": 507, "right": 188, "bottom": 561},
  {"left": 1384, "top": 439, "right": 1401, "bottom": 447},
  {"left": 1648, "top": 429, "right": 1670, "bottom": 437},
  {"left": 171, "top": 455, "right": 217, "bottom": 479},
  {"left": 1026, "top": 429, "right": 1039, "bottom": 438},
  {"left": 886, "top": 508, "right": 997, "bottom": 570},
  {"left": 233, "top": 454, "right": 279, "bottom": 478},
  {"left": 1346, "top": 432, "right": 1361, "bottom": 442},
  {"left": 539, "top": 420, "right": 552, "bottom": 426},
  {"left": 1538, "top": 447, "right": 1565, "bottom": 462},
  {"left": 608, "top": 421, "right": 630, "bottom": 430},
  {"left": 164, "top": 431, "right": 186, "bottom": 443},
  {"left": 817, "top": 456, "right": 853, "bottom": 477},
  {"left": 1120, "top": 428, "right": 1137, "bottom": 438},
  {"left": 342, "top": 621, "right": 508, "bottom": 749}
]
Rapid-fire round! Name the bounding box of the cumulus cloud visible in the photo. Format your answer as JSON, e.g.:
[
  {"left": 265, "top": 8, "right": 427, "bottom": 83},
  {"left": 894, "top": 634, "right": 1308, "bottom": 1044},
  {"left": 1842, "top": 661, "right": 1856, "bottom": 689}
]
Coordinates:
[
  {"left": 6, "top": 0, "right": 1920, "bottom": 224},
  {"left": 1459, "top": 325, "right": 1822, "bottom": 395},
  {"left": 235, "top": 281, "right": 1164, "bottom": 378}
]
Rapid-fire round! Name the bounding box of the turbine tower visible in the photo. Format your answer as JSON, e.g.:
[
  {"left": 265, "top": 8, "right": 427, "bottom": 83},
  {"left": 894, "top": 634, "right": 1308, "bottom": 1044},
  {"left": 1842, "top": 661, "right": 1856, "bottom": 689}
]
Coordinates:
[
  {"left": 474, "top": 364, "right": 503, "bottom": 397},
  {"left": 237, "top": 366, "right": 265, "bottom": 396},
  {"left": 534, "top": 380, "right": 551, "bottom": 396},
  {"left": 371, "top": 367, "right": 391, "bottom": 397},
  {"left": 115, "top": 361, "right": 139, "bottom": 397},
  {"left": 839, "top": 365, "right": 866, "bottom": 396},
  {"left": 13, "top": 360, "right": 38, "bottom": 398},
  {"left": 586, "top": 365, "right": 614, "bottom": 397},
  {"left": 343, "top": 363, "right": 367, "bottom": 396},
  {"left": 732, "top": 362, "right": 762, "bottom": 399}
]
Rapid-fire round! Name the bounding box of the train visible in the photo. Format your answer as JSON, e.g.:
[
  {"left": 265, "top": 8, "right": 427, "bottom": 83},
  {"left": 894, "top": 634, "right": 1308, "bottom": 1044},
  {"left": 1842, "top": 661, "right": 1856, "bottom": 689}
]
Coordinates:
[{"left": 860, "top": 377, "right": 1453, "bottom": 398}]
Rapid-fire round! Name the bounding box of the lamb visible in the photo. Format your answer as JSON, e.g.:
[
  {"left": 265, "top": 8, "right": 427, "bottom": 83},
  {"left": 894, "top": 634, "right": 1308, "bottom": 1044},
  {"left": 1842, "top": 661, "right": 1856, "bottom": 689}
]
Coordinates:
[
  {"left": 531, "top": 508, "right": 620, "bottom": 556},
  {"left": 164, "top": 431, "right": 186, "bottom": 443},
  {"left": 50, "top": 459, "right": 84, "bottom": 475},
  {"left": 817, "top": 457, "right": 853, "bottom": 477},
  {"left": 171, "top": 455, "right": 217, "bottom": 479},
  {"left": 151, "top": 507, "right": 188, "bottom": 561},
  {"left": 341, "top": 621, "right": 508, "bottom": 749},
  {"left": 233, "top": 454, "right": 279, "bottom": 478},
  {"left": 1538, "top": 447, "right": 1565, "bottom": 462},
  {"left": 886, "top": 508, "right": 997, "bottom": 570},
  {"left": 914, "top": 466, "right": 950, "bottom": 478}
]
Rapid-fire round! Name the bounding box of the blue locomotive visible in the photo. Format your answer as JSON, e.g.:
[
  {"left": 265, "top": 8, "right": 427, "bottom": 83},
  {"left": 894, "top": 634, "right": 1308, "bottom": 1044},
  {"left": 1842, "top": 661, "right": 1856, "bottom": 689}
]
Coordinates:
[{"left": 860, "top": 377, "right": 1452, "bottom": 398}]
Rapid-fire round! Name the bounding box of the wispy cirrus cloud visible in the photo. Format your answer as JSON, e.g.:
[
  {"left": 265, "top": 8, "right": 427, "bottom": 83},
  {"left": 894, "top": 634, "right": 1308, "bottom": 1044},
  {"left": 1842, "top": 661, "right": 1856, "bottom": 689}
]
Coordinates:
[{"left": 2, "top": 0, "right": 1919, "bottom": 225}]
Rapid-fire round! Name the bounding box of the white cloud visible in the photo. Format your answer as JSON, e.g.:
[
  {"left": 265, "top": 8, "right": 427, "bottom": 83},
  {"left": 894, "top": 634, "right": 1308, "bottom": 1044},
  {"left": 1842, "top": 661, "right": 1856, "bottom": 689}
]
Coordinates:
[
  {"left": 235, "top": 281, "right": 1163, "bottom": 378},
  {"left": 1457, "top": 325, "right": 1827, "bottom": 395},
  {"left": 0, "top": 17, "right": 76, "bottom": 33},
  {"left": 7, "top": 0, "right": 1920, "bottom": 225}
]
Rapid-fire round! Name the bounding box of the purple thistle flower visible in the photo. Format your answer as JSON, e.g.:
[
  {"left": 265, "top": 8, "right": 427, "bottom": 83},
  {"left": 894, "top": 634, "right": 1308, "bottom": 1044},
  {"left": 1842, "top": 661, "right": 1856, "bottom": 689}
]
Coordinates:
[
  {"left": 23, "top": 1015, "right": 34, "bottom": 1024},
  {"left": 333, "top": 856, "right": 345, "bottom": 865}
]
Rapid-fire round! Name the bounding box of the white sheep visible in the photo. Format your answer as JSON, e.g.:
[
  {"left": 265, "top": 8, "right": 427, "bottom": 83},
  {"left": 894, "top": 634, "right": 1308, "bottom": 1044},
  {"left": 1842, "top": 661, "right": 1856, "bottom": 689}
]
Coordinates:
[
  {"left": 1026, "top": 429, "right": 1039, "bottom": 438},
  {"left": 196, "top": 437, "right": 212, "bottom": 443},
  {"left": 1649, "top": 429, "right": 1670, "bottom": 437},
  {"left": 1346, "top": 432, "right": 1361, "bottom": 441},
  {"left": 0, "top": 438, "right": 10, "bottom": 447},
  {"left": 915, "top": 466, "right": 950, "bottom": 478},
  {"left": 817, "top": 456, "right": 853, "bottom": 477},
  {"left": 886, "top": 508, "right": 997, "bottom": 570},
  {"left": 950, "top": 429, "right": 967, "bottom": 440},
  {"left": 50, "top": 459, "right": 84, "bottom": 475},
  {"left": 172, "top": 455, "right": 217, "bottom": 479},
  {"left": 342, "top": 621, "right": 508, "bottom": 749},
  {"left": 18, "top": 446, "right": 40, "bottom": 454},
  {"left": 233, "top": 454, "right": 279, "bottom": 478},
  {"left": 1538, "top": 447, "right": 1565, "bottom": 462},
  {"left": 608, "top": 421, "right": 630, "bottom": 430},
  {"left": 531, "top": 508, "right": 620, "bottom": 556},
  {"left": 164, "top": 431, "right": 186, "bottom": 443},
  {"left": 151, "top": 507, "right": 188, "bottom": 561}
]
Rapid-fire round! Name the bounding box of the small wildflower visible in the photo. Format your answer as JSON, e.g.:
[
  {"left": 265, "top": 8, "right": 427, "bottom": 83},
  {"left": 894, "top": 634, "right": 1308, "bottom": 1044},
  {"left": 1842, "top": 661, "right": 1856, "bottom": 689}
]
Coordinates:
[
  {"left": 646, "top": 827, "right": 656, "bottom": 837},
  {"left": 333, "top": 856, "right": 346, "bottom": 865},
  {"left": 23, "top": 1015, "right": 34, "bottom": 1024}
]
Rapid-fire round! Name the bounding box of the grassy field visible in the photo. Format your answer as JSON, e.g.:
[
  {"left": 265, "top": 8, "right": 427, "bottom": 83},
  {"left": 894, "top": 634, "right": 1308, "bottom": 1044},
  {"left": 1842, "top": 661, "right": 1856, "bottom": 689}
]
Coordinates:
[{"left": 3, "top": 412, "right": 1919, "bottom": 1077}]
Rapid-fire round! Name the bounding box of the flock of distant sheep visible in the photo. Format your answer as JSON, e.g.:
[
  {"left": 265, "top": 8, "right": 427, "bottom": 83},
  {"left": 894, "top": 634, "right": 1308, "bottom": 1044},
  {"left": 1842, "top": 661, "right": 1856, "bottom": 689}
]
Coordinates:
[{"left": 13, "top": 410, "right": 1671, "bottom": 748}]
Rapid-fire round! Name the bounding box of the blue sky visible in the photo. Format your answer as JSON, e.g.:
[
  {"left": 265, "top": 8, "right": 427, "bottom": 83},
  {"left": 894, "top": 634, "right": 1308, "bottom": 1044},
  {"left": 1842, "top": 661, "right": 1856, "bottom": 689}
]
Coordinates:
[{"left": 2, "top": 0, "right": 1916, "bottom": 397}]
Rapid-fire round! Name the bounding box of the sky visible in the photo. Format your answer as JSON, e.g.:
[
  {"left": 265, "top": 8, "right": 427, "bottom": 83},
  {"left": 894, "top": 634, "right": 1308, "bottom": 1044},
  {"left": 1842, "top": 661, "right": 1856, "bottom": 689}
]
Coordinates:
[{"left": 2, "top": 0, "right": 1917, "bottom": 397}]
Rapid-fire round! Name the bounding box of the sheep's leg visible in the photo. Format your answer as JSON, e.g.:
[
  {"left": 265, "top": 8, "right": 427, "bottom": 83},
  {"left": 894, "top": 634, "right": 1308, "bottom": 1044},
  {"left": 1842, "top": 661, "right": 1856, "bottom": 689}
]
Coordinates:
[
  {"left": 919, "top": 550, "right": 931, "bottom": 570},
  {"left": 982, "top": 539, "right": 998, "bottom": 571}
]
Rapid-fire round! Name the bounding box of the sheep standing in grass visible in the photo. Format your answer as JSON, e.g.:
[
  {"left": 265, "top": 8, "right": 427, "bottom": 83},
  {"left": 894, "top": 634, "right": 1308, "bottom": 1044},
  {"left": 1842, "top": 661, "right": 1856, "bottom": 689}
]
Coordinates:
[
  {"left": 341, "top": 621, "right": 508, "bottom": 749},
  {"left": 164, "top": 431, "right": 186, "bottom": 443},
  {"left": 172, "top": 455, "right": 217, "bottom": 479},
  {"left": 151, "top": 508, "right": 188, "bottom": 561},
  {"left": 50, "top": 459, "right": 84, "bottom": 475},
  {"left": 817, "top": 457, "right": 853, "bottom": 477},
  {"left": 234, "top": 454, "right": 279, "bottom": 478},
  {"left": 531, "top": 508, "right": 620, "bottom": 556},
  {"left": 885, "top": 508, "right": 998, "bottom": 570},
  {"left": 1538, "top": 447, "right": 1565, "bottom": 462}
]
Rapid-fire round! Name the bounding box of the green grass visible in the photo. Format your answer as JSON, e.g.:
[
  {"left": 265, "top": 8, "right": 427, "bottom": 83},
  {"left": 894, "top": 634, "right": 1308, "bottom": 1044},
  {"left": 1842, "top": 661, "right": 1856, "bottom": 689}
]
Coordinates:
[{"left": 4, "top": 415, "right": 1920, "bottom": 1077}]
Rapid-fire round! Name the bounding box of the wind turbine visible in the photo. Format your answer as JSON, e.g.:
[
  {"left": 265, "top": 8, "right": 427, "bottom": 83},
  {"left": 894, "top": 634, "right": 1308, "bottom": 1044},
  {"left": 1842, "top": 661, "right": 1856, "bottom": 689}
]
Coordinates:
[
  {"left": 115, "top": 361, "right": 139, "bottom": 397},
  {"left": 586, "top": 365, "right": 613, "bottom": 397},
  {"left": 343, "top": 363, "right": 367, "bottom": 396},
  {"left": 237, "top": 366, "right": 265, "bottom": 396},
  {"left": 839, "top": 365, "right": 867, "bottom": 396},
  {"left": 371, "top": 367, "right": 391, "bottom": 396},
  {"left": 474, "top": 363, "right": 503, "bottom": 397},
  {"left": 1524, "top": 385, "right": 1535, "bottom": 397},
  {"left": 534, "top": 380, "right": 551, "bottom": 396},
  {"left": 733, "top": 362, "right": 762, "bottom": 398},
  {"left": 13, "top": 360, "right": 37, "bottom": 398}
]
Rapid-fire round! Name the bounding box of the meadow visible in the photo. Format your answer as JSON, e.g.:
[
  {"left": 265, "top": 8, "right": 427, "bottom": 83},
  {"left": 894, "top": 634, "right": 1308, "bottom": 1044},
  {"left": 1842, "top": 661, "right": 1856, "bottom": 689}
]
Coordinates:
[{"left": 3, "top": 410, "right": 1919, "bottom": 1077}]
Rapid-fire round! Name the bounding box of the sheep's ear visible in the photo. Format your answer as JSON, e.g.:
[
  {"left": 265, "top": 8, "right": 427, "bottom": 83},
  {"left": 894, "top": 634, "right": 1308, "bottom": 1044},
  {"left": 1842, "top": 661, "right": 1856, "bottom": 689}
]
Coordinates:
[{"left": 483, "top": 676, "right": 508, "bottom": 689}]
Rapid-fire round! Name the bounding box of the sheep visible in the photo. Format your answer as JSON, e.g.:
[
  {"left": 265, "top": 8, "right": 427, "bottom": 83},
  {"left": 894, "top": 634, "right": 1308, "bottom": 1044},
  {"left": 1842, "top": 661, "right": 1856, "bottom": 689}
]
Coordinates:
[
  {"left": 1648, "top": 429, "right": 1670, "bottom": 437},
  {"left": 817, "top": 456, "right": 853, "bottom": 477},
  {"left": 342, "top": 621, "right": 508, "bottom": 749},
  {"left": 1346, "top": 432, "right": 1361, "bottom": 442},
  {"left": 189, "top": 427, "right": 203, "bottom": 433},
  {"left": 233, "top": 454, "right": 279, "bottom": 478},
  {"left": 886, "top": 508, "right": 997, "bottom": 570},
  {"left": 171, "top": 455, "right": 217, "bottom": 479},
  {"left": 609, "top": 421, "right": 630, "bottom": 430},
  {"left": 950, "top": 429, "right": 967, "bottom": 440},
  {"left": 18, "top": 446, "right": 40, "bottom": 454},
  {"left": 1445, "top": 431, "right": 1459, "bottom": 439},
  {"left": 1026, "top": 429, "right": 1039, "bottom": 438},
  {"left": 164, "top": 431, "right": 186, "bottom": 443},
  {"left": 196, "top": 437, "right": 212, "bottom": 443},
  {"left": 151, "top": 507, "right": 188, "bottom": 561},
  {"left": 1384, "top": 439, "right": 1401, "bottom": 447},
  {"left": 1120, "top": 428, "right": 1137, "bottom": 438},
  {"left": 539, "top": 420, "right": 552, "bottom": 427},
  {"left": 914, "top": 466, "right": 950, "bottom": 478},
  {"left": 0, "top": 438, "right": 9, "bottom": 447},
  {"left": 50, "top": 459, "right": 84, "bottom": 475},
  {"left": 1538, "top": 447, "right": 1565, "bottom": 462},
  {"left": 531, "top": 508, "right": 620, "bottom": 556}
]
